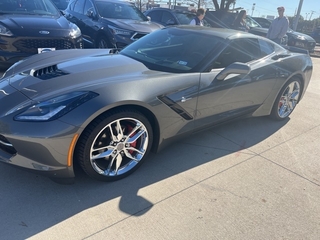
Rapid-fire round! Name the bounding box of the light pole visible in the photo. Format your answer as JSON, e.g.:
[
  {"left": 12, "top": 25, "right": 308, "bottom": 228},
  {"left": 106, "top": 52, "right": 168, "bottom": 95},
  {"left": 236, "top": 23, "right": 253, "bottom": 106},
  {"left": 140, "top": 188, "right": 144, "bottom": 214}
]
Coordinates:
[
  {"left": 305, "top": 12, "right": 310, "bottom": 20},
  {"left": 293, "top": 0, "right": 304, "bottom": 31},
  {"left": 251, "top": 3, "right": 256, "bottom": 16}
]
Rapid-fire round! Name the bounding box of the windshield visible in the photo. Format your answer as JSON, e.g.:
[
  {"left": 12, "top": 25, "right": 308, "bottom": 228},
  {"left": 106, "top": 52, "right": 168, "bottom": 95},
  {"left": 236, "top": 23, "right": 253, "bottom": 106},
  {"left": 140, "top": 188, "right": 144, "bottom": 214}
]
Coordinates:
[
  {"left": 245, "top": 16, "right": 262, "bottom": 28},
  {"left": 175, "top": 12, "right": 195, "bottom": 24},
  {"left": 120, "top": 27, "right": 221, "bottom": 73},
  {"left": 96, "top": 1, "right": 148, "bottom": 21},
  {"left": 0, "top": 0, "right": 60, "bottom": 16}
]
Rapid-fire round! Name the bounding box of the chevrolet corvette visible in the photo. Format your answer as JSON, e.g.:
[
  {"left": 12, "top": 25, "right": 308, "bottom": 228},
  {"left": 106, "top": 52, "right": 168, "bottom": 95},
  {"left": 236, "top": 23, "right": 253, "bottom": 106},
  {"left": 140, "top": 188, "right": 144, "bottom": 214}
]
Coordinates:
[{"left": 0, "top": 26, "right": 313, "bottom": 183}]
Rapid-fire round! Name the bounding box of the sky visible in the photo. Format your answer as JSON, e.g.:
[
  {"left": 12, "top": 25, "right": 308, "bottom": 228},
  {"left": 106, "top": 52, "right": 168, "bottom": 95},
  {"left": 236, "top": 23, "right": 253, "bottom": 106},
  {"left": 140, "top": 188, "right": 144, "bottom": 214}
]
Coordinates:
[{"left": 233, "top": 0, "right": 319, "bottom": 20}]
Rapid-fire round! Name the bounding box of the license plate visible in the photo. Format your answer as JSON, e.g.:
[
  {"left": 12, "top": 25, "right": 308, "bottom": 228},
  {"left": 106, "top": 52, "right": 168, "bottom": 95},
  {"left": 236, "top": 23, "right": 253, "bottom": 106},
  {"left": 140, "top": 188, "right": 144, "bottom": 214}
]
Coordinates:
[{"left": 38, "top": 48, "right": 56, "bottom": 54}]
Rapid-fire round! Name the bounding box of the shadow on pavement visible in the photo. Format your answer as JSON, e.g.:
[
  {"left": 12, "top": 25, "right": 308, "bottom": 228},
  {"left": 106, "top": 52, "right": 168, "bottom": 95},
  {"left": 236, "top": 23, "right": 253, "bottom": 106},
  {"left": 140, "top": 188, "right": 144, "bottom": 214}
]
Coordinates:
[{"left": 0, "top": 116, "right": 288, "bottom": 239}]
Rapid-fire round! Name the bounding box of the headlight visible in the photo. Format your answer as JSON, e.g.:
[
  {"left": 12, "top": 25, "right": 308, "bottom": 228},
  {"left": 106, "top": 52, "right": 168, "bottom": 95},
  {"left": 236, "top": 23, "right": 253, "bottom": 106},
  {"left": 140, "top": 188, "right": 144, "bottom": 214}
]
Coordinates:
[
  {"left": 69, "top": 23, "right": 81, "bottom": 38},
  {"left": 0, "top": 23, "right": 13, "bottom": 36},
  {"left": 14, "top": 91, "right": 98, "bottom": 122},
  {"left": 293, "top": 34, "right": 306, "bottom": 40},
  {"left": 108, "top": 25, "right": 132, "bottom": 36}
]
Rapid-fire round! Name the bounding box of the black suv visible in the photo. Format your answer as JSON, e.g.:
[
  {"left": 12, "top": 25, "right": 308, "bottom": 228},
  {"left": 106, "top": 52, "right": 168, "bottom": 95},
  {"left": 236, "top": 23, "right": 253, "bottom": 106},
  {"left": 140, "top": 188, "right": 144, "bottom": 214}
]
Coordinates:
[
  {"left": 0, "top": 0, "right": 83, "bottom": 70},
  {"left": 64, "top": 0, "right": 163, "bottom": 49}
]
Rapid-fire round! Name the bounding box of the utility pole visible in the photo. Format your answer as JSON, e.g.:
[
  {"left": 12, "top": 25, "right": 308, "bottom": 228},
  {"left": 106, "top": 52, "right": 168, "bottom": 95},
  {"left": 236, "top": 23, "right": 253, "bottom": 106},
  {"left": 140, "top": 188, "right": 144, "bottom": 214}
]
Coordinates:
[
  {"left": 251, "top": 3, "right": 255, "bottom": 16},
  {"left": 309, "top": 10, "right": 315, "bottom": 20},
  {"left": 293, "top": 0, "right": 303, "bottom": 31}
]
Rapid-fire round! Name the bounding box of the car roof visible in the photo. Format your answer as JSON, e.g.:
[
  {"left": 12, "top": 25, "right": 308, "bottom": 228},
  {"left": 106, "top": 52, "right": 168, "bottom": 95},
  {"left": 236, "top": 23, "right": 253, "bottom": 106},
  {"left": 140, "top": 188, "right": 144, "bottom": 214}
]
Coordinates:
[
  {"left": 168, "top": 25, "right": 264, "bottom": 40},
  {"left": 145, "top": 7, "right": 194, "bottom": 14}
]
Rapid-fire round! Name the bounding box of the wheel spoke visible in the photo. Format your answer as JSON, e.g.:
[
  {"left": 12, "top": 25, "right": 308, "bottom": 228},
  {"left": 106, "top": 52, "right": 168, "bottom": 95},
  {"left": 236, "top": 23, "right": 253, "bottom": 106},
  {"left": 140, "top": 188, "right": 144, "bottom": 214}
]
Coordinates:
[
  {"left": 105, "top": 153, "right": 117, "bottom": 175},
  {"left": 115, "top": 120, "right": 124, "bottom": 141},
  {"left": 108, "top": 124, "right": 118, "bottom": 142},
  {"left": 114, "top": 154, "right": 123, "bottom": 174},
  {"left": 124, "top": 147, "right": 144, "bottom": 161},
  {"left": 127, "top": 129, "right": 146, "bottom": 144},
  {"left": 91, "top": 148, "right": 114, "bottom": 160}
]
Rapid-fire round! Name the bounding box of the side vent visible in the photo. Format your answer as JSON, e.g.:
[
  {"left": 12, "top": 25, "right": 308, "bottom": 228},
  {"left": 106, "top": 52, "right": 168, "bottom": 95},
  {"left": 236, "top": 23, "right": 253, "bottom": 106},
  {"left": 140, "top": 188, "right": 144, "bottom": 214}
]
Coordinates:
[{"left": 31, "top": 65, "right": 68, "bottom": 80}]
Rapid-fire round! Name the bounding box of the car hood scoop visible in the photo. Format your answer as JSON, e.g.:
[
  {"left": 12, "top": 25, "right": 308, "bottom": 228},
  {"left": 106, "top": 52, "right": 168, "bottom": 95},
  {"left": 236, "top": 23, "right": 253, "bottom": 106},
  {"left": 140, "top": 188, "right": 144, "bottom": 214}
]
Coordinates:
[{"left": 31, "top": 65, "right": 69, "bottom": 80}]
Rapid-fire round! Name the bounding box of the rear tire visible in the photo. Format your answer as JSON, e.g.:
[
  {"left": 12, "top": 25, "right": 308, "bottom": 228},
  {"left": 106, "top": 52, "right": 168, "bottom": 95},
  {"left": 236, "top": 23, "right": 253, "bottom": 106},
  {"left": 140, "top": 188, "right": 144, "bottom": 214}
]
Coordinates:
[
  {"left": 270, "top": 78, "right": 302, "bottom": 120},
  {"left": 75, "top": 109, "right": 153, "bottom": 182}
]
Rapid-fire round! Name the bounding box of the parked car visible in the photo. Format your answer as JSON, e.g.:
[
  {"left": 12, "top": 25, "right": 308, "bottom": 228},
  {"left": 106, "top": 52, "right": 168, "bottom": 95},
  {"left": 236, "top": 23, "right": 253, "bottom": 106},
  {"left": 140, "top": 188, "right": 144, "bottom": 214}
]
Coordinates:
[
  {"left": 205, "top": 11, "right": 287, "bottom": 45},
  {"left": 0, "top": 0, "right": 83, "bottom": 70},
  {"left": 286, "top": 28, "right": 316, "bottom": 53},
  {"left": 64, "top": 0, "right": 163, "bottom": 49},
  {"left": 52, "top": 0, "right": 70, "bottom": 10},
  {"left": 144, "top": 8, "right": 196, "bottom": 26},
  {"left": 252, "top": 17, "right": 316, "bottom": 53},
  {"left": 0, "top": 26, "right": 312, "bottom": 183},
  {"left": 252, "top": 17, "right": 272, "bottom": 28},
  {"left": 310, "top": 27, "right": 320, "bottom": 43}
]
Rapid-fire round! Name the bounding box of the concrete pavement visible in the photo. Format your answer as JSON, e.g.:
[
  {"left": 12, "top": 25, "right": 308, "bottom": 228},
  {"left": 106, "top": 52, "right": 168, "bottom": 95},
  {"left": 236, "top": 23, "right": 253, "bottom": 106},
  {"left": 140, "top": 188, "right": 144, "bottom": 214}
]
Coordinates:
[{"left": 0, "top": 57, "right": 320, "bottom": 240}]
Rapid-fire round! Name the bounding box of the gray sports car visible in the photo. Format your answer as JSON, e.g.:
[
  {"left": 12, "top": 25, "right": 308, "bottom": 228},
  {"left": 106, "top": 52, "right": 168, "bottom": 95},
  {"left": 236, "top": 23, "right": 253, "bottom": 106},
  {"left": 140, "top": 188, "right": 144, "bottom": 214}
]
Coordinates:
[{"left": 0, "top": 26, "right": 313, "bottom": 184}]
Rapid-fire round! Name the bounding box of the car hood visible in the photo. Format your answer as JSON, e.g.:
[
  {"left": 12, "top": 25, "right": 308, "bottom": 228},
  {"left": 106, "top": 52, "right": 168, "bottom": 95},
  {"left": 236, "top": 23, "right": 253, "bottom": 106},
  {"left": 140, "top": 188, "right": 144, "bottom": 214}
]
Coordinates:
[
  {"left": 106, "top": 18, "right": 163, "bottom": 32},
  {"left": 0, "top": 14, "right": 72, "bottom": 35},
  {"left": 5, "top": 49, "right": 156, "bottom": 99},
  {"left": 287, "top": 30, "right": 315, "bottom": 42}
]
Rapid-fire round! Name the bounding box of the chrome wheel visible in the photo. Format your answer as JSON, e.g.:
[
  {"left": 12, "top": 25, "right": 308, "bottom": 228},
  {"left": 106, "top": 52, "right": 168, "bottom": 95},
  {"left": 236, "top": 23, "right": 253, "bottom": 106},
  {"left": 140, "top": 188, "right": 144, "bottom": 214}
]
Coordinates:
[
  {"left": 90, "top": 117, "right": 149, "bottom": 177},
  {"left": 271, "top": 78, "right": 301, "bottom": 121},
  {"left": 76, "top": 109, "right": 153, "bottom": 181},
  {"left": 277, "top": 81, "right": 300, "bottom": 118}
]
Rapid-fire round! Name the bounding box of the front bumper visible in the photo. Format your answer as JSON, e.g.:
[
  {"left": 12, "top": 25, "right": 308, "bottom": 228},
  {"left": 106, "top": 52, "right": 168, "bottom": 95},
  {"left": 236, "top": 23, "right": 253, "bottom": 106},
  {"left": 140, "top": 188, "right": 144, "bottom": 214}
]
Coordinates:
[
  {"left": 288, "top": 39, "right": 316, "bottom": 53},
  {"left": 0, "top": 118, "right": 80, "bottom": 182}
]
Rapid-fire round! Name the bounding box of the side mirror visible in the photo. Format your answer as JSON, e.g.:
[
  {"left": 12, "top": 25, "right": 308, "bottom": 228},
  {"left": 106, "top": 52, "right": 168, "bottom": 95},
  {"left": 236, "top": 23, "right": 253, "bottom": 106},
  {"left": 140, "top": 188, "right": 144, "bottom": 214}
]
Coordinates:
[
  {"left": 86, "top": 10, "right": 95, "bottom": 18},
  {"left": 216, "top": 62, "right": 251, "bottom": 81}
]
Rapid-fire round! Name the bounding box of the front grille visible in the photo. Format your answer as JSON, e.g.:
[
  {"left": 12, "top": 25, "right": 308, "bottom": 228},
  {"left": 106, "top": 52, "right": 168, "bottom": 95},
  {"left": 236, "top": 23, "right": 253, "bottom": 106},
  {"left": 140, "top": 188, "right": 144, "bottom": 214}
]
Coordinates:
[
  {"left": 14, "top": 39, "right": 74, "bottom": 53},
  {"left": 32, "top": 65, "right": 69, "bottom": 80},
  {"left": 0, "top": 135, "right": 17, "bottom": 155},
  {"left": 131, "top": 32, "right": 148, "bottom": 41}
]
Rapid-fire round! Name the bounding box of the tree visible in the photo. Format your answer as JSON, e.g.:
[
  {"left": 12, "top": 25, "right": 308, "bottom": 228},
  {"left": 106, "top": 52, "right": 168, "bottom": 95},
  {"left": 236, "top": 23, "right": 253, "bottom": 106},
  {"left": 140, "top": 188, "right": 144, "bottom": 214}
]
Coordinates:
[{"left": 212, "top": 0, "right": 236, "bottom": 11}]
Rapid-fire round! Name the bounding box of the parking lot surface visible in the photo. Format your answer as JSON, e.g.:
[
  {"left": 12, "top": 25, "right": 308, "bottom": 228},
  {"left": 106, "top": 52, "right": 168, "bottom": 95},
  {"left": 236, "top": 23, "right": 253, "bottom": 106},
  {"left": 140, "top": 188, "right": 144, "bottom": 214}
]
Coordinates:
[{"left": 0, "top": 57, "right": 320, "bottom": 240}]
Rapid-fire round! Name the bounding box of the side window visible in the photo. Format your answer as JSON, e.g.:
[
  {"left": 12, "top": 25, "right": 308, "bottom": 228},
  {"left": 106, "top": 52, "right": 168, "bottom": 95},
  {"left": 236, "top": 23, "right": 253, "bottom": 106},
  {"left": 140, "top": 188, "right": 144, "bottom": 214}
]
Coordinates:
[
  {"left": 148, "top": 11, "right": 162, "bottom": 22},
  {"left": 258, "top": 39, "right": 275, "bottom": 57},
  {"left": 83, "top": 0, "right": 94, "bottom": 15},
  {"left": 162, "top": 12, "right": 175, "bottom": 25},
  {"left": 73, "top": 0, "right": 85, "bottom": 14},
  {"left": 212, "top": 38, "right": 261, "bottom": 69},
  {"left": 68, "top": 0, "right": 77, "bottom": 10}
]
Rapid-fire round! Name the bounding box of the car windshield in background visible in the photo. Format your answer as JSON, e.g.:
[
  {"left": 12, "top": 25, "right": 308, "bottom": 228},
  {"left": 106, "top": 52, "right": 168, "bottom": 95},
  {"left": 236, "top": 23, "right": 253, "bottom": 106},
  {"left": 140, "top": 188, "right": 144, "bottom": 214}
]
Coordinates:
[
  {"left": 121, "top": 27, "right": 221, "bottom": 73},
  {"left": 245, "top": 17, "right": 261, "bottom": 28},
  {"left": 175, "top": 12, "right": 195, "bottom": 24},
  {"left": 96, "top": 1, "right": 148, "bottom": 21},
  {"left": 0, "top": 0, "right": 60, "bottom": 16}
]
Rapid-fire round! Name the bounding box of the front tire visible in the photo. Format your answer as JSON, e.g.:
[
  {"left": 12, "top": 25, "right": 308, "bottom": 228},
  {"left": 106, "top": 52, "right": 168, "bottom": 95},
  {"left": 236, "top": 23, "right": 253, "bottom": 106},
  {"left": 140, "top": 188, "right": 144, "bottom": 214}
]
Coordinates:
[
  {"left": 75, "top": 109, "right": 153, "bottom": 182},
  {"left": 270, "top": 78, "right": 302, "bottom": 120},
  {"left": 96, "top": 36, "right": 112, "bottom": 48}
]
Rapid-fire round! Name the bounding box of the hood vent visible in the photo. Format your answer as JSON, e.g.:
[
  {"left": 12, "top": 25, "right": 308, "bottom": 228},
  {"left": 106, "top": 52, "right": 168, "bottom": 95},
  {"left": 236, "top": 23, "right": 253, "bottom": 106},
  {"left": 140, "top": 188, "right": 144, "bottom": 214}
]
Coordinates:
[{"left": 32, "top": 65, "right": 69, "bottom": 80}]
